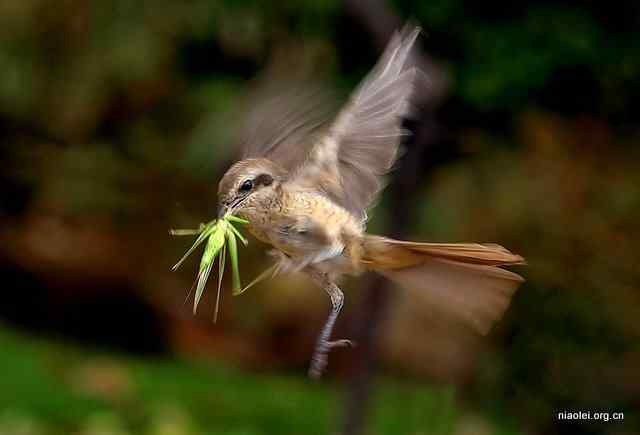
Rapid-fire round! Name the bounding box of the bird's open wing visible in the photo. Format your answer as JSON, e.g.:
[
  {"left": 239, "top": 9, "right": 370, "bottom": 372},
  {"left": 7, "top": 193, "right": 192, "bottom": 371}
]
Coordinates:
[
  {"left": 238, "top": 78, "right": 336, "bottom": 173},
  {"left": 290, "top": 26, "right": 420, "bottom": 221}
]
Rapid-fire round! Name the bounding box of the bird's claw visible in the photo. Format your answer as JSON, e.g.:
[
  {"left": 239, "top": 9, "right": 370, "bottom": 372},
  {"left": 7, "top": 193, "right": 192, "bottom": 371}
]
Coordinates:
[
  {"left": 308, "top": 338, "right": 355, "bottom": 379},
  {"left": 327, "top": 339, "right": 355, "bottom": 348}
]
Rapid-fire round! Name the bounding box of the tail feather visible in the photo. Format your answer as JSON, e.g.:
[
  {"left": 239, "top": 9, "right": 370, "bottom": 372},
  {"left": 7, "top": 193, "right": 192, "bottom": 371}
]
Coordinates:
[
  {"left": 385, "top": 240, "right": 526, "bottom": 266},
  {"left": 361, "top": 235, "right": 525, "bottom": 335}
]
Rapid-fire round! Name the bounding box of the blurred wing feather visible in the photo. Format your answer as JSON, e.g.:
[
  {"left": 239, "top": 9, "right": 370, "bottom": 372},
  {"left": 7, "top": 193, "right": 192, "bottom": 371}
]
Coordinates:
[
  {"left": 239, "top": 81, "right": 336, "bottom": 172},
  {"left": 292, "top": 26, "right": 421, "bottom": 220}
]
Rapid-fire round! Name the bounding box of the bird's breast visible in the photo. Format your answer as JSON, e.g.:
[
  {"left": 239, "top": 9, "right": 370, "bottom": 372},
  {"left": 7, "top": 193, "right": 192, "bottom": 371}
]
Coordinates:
[{"left": 238, "top": 189, "right": 364, "bottom": 272}]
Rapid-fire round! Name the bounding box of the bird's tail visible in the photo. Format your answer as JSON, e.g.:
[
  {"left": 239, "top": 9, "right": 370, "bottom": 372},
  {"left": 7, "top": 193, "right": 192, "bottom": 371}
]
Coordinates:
[{"left": 359, "top": 235, "right": 525, "bottom": 335}]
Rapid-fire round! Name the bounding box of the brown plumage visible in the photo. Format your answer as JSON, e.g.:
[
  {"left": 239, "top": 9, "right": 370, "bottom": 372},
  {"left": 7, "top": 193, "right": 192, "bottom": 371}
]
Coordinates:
[
  {"left": 361, "top": 236, "right": 524, "bottom": 335},
  {"left": 215, "top": 25, "right": 525, "bottom": 378}
]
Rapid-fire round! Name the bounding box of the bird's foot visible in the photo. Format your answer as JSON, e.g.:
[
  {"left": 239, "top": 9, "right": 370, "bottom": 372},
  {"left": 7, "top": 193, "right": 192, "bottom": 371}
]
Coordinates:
[
  {"left": 308, "top": 338, "right": 355, "bottom": 379},
  {"left": 327, "top": 339, "right": 356, "bottom": 348}
]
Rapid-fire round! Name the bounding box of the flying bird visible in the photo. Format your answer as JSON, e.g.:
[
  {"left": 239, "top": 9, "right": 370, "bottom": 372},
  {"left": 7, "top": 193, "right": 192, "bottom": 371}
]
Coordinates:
[{"left": 216, "top": 26, "right": 525, "bottom": 378}]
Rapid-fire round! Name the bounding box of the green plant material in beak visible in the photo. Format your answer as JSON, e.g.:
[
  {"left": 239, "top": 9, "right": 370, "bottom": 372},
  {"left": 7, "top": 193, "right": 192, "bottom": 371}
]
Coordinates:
[{"left": 170, "top": 215, "right": 249, "bottom": 320}]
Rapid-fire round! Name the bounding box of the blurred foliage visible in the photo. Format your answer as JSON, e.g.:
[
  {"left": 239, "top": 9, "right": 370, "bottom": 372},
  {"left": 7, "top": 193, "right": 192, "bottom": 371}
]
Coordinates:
[
  {"left": 1, "top": 1, "right": 639, "bottom": 434},
  {"left": 399, "top": 1, "right": 640, "bottom": 117},
  {"left": 0, "top": 328, "right": 471, "bottom": 435},
  {"left": 414, "top": 112, "right": 640, "bottom": 431}
]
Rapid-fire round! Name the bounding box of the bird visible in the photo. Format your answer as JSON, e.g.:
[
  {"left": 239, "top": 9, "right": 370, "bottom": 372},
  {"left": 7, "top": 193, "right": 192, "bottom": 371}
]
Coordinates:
[{"left": 216, "top": 25, "right": 525, "bottom": 378}]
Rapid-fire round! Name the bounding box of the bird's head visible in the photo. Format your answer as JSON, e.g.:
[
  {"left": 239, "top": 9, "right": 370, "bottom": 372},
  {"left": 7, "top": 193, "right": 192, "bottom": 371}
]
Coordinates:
[{"left": 217, "top": 158, "right": 286, "bottom": 218}]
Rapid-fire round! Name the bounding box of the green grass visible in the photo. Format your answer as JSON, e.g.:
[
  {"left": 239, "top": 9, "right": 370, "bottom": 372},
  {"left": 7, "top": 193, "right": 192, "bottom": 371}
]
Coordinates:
[{"left": 0, "top": 327, "right": 518, "bottom": 435}]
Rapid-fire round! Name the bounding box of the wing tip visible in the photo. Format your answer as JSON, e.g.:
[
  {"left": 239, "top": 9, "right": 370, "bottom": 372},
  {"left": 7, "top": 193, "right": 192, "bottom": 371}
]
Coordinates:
[{"left": 401, "top": 23, "right": 422, "bottom": 44}]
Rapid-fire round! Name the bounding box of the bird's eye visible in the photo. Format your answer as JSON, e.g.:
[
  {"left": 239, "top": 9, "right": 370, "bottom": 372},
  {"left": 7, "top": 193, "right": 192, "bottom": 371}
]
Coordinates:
[{"left": 239, "top": 179, "right": 253, "bottom": 192}]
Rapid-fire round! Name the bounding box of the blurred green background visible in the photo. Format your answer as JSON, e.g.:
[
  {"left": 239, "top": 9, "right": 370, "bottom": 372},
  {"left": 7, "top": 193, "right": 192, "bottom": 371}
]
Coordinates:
[{"left": 1, "top": 1, "right": 638, "bottom": 434}]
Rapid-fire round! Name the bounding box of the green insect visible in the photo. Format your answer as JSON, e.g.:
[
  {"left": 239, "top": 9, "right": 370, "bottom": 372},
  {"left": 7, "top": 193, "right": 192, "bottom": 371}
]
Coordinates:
[{"left": 170, "top": 215, "right": 250, "bottom": 321}]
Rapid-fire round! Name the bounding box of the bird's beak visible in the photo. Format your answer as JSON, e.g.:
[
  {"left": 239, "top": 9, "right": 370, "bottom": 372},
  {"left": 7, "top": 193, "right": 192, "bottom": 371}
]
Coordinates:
[{"left": 217, "top": 204, "right": 229, "bottom": 219}]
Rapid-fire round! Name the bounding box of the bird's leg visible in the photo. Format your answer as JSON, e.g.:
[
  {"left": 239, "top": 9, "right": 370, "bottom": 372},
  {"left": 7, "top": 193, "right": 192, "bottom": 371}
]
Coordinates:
[
  {"left": 267, "top": 249, "right": 294, "bottom": 276},
  {"left": 267, "top": 249, "right": 317, "bottom": 275},
  {"left": 307, "top": 269, "right": 354, "bottom": 378}
]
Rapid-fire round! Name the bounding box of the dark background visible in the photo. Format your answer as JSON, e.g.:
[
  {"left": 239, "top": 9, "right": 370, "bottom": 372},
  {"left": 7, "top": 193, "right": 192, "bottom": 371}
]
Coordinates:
[{"left": 1, "top": 1, "right": 638, "bottom": 434}]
